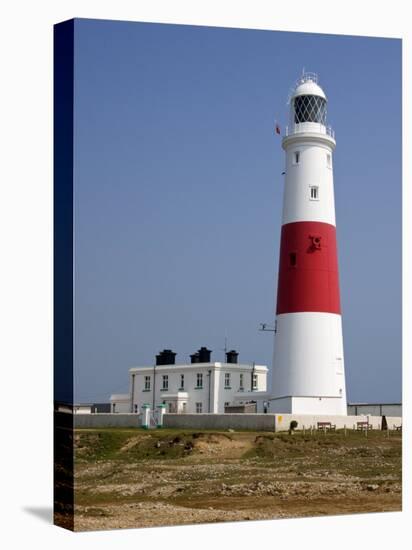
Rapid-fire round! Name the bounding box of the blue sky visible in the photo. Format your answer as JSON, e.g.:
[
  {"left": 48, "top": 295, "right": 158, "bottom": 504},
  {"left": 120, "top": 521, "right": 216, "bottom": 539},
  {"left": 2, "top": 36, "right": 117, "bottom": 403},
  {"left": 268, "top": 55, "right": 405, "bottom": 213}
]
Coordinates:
[{"left": 73, "top": 19, "right": 401, "bottom": 403}]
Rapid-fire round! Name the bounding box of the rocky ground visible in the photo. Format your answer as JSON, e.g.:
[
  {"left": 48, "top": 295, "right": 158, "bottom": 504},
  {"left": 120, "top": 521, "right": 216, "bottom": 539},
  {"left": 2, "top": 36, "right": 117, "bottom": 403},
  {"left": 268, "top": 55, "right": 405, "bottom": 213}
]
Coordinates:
[{"left": 67, "top": 429, "right": 402, "bottom": 531}]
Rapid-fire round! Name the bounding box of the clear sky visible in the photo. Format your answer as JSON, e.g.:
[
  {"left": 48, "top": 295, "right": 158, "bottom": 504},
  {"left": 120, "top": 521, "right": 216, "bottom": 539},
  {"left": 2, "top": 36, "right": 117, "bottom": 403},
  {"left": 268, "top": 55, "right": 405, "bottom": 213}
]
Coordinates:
[{"left": 73, "top": 18, "right": 401, "bottom": 404}]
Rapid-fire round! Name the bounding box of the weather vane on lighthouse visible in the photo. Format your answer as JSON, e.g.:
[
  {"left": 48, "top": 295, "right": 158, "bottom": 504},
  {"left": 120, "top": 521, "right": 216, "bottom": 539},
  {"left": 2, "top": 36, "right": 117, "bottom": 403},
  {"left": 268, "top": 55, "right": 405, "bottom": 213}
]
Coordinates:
[{"left": 269, "top": 71, "right": 347, "bottom": 415}]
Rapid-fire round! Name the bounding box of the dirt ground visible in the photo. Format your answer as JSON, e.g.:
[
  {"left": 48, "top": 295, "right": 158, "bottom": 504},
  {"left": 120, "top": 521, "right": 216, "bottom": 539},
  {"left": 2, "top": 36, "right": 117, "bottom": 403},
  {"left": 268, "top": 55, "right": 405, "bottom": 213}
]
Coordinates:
[{"left": 68, "top": 428, "right": 402, "bottom": 531}]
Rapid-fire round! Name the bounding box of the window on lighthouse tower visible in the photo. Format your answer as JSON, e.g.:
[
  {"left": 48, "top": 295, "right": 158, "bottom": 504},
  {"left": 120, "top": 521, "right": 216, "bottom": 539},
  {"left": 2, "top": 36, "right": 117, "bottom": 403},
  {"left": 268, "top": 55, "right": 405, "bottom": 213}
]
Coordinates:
[
  {"left": 294, "top": 95, "right": 327, "bottom": 124},
  {"left": 310, "top": 186, "right": 319, "bottom": 200},
  {"left": 327, "top": 153, "right": 332, "bottom": 168}
]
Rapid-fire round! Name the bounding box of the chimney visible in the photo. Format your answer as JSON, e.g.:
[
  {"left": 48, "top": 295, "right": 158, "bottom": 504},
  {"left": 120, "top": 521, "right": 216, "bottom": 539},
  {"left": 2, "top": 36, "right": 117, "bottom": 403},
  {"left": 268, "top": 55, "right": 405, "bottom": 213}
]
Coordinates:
[
  {"left": 156, "top": 349, "right": 176, "bottom": 366},
  {"left": 198, "top": 347, "right": 212, "bottom": 363},
  {"left": 190, "top": 352, "right": 200, "bottom": 364},
  {"left": 226, "top": 349, "right": 239, "bottom": 364}
]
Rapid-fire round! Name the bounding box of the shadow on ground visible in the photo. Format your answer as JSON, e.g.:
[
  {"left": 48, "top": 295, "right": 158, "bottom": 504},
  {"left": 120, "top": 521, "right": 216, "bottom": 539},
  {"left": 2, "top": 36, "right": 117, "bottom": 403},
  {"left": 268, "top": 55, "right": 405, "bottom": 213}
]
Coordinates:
[{"left": 23, "top": 506, "right": 53, "bottom": 524}]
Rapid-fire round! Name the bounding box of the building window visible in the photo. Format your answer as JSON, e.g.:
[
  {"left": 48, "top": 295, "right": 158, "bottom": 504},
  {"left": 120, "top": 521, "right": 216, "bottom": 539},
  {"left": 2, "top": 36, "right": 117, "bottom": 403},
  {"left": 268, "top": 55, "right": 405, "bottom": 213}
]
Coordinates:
[
  {"left": 196, "top": 372, "right": 203, "bottom": 388},
  {"left": 196, "top": 402, "right": 203, "bottom": 413},
  {"left": 144, "top": 376, "right": 151, "bottom": 391},
  {"left": 224, "top": 402, "right": 230, "bottom": 409},
  {"left": 293, "top": 151, "right": 300, "bottom": 164},
  {"left": 179, "top": 374, "right": 184, "bottom": 390},
  {"left": 162, "top": 375, "right": 169, "bottom": 390},
  {"left": 252, "top": 373, "right": 258, "bottom": 390},
  {"left": 239, "top": 373, "right": 244, "bottom": 391},
  {"left": 224, "top": 373, "right": 231, "bottom": 389},
  {"left": 289, "top": 252, "right": 297, "bottom": 267},
  {"left": 310, "top": 186, "right": 319, "bottom": 200},
  {"left": 134, "top": 404, "right": 138, "bottom": 413},
  {"left": 327, "top": 153, "right": 332, "bottom": 168}
]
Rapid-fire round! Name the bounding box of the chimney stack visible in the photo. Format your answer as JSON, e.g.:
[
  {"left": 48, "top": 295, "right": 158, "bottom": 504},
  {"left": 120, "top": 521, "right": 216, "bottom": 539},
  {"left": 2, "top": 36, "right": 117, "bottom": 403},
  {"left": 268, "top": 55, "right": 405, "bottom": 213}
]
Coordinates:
[
  {"left": 197, "top": 347, "right": 212, "bottom": 363},
  {"left": 155, "top": 349, "right": 177, "bottom": 365},
  {"left": 226, "top": 349, "right": 239, "bottom": 364},
  {"left": 190, "top": 352, "right": 200, "bottom": 364}
]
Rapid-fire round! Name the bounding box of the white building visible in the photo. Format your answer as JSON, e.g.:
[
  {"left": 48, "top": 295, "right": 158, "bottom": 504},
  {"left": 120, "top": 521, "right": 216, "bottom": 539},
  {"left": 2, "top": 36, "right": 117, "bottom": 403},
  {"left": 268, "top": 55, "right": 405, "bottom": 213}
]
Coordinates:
[
  {"left": 110, "top": 347, "right": 268, "bottom": 414},
  {"left": 109, "top": 394, "right": 131, "bottom": 414}
]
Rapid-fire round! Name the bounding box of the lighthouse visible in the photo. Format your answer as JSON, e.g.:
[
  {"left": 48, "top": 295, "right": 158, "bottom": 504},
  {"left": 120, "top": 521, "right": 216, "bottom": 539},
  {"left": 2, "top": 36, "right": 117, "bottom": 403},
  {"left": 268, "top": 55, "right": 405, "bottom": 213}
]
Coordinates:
[{"left": 269, "top": 72, "right": 347, "bottom": 416}]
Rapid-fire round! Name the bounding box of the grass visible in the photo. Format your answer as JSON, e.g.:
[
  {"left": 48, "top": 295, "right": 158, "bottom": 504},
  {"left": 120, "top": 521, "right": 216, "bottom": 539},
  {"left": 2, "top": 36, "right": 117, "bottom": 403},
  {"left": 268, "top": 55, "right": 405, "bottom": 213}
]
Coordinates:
[{"left": 72, "top": 428, "right": 402, "bottom": 530}]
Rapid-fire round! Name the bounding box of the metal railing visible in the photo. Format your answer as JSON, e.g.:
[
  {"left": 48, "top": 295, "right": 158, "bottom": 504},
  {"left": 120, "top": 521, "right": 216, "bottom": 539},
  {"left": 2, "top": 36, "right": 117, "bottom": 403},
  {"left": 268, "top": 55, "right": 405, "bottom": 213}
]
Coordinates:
[
  {"left": 295, "top": 71, "right": 318, "bottom": 86},
  {"left": 284, "top": 123, "right": 335, "bottom": 139}
]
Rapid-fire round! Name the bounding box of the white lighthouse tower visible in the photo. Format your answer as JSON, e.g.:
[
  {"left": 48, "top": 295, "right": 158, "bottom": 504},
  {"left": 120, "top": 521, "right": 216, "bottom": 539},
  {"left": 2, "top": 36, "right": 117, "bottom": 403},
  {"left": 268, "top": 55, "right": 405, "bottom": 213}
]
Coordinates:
[{"left": 269, "top": 72, "right": 347, "bottom": 415}]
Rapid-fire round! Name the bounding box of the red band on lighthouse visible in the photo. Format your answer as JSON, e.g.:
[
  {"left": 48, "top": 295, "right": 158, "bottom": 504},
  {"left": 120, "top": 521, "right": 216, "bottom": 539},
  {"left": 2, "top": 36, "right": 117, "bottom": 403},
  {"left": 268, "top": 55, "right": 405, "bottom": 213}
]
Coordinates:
[{"left": 276, "top": 221, "right": 341, "bottom": 315}]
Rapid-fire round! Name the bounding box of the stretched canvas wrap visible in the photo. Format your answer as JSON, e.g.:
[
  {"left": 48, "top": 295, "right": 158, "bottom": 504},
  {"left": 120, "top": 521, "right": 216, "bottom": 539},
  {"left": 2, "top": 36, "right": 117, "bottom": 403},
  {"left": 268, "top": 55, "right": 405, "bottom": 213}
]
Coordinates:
[{"left": 54, "top": 18, "right": 402, "bottom": 531}]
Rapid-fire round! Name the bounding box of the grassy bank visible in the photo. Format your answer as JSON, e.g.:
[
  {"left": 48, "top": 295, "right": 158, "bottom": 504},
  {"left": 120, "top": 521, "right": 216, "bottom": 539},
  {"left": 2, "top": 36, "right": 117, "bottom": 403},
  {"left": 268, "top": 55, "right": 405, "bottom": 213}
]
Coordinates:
[{"left": 72, "top": 428, "right": 402, "bottom": 531}]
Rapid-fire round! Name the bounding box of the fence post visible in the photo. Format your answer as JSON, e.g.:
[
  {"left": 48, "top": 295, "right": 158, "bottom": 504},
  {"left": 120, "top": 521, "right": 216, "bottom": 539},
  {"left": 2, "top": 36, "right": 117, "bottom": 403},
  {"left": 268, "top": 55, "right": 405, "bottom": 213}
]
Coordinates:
[
  {"left": 141, "top": 404, "right": 150, "bottom": 429},
  {"left": 156, "top": 403, "right": 166, "bottom": 428}
]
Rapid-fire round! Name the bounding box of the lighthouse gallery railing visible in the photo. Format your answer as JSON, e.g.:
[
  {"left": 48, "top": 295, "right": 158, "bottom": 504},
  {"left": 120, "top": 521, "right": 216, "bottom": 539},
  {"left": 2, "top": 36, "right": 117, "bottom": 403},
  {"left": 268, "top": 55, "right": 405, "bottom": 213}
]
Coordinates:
[{"left": 285, "top": 123, "right": 335, "bottom": 139}]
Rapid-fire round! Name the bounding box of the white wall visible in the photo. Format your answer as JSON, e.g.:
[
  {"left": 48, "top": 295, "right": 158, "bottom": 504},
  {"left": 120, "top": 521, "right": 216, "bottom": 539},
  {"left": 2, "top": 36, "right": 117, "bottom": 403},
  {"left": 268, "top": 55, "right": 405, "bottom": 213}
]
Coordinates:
[
  {"left": 282, "top": 139, "right": 336, "bottom": 226},
  {"left": 233, "top": 391, "right": 271, "bottom": 413},
  {"left": 133, "top": 366, "right": 210, "bottom": 414},
  {"left": 268, "top": 395, "right": 346, "bottom": 416},
  {"left": 110, "top": 394, "right": 130, "bottom": 413},
  {"left": 130, "top": 363, "right": 268, "bottom": 414},
  {"left": 73, "top": 406, "right": 91, "bottom": 415},
  {"left": 267, "top": 396, "right": 292, "bottom": 414},
  {"left": 272, "top": 312, "right": 347, "bottom": 414}
]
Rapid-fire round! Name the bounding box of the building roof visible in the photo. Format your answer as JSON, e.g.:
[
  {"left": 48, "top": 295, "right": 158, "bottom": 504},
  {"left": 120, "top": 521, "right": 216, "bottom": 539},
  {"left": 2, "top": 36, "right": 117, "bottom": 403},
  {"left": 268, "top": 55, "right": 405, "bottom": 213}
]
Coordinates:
[
  {"left": 110, "top": 393, "right": 130, "bottom": 401},
  {"left": 129, "top": 362, "right": 268, "bottom": 373}
]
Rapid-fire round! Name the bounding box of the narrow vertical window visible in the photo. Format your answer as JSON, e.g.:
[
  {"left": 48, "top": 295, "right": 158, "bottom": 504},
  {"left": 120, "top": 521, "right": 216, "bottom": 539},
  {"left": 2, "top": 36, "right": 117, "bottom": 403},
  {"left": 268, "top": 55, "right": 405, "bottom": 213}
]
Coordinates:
[
  {"left": 289, "top": 252, "right": 297, "bottom": 267},
  {"left": 310, "top": 186, "right": 319, "bottom": 200},
  {"left": 224, "top": 373, "right": 231, "bottom": 388},
  {"left": 253, "top": 373, "right": 258, "bottom": 390},
  {"left": 179, "top": 374, "right": 184, "bottom": 390},
  {"left": 162, "top": 375, "right": 168, "bottom": 390},
  {"left": 327, "top": 153, "right": 332, "bottom": 168},
  {"left": 239, "top": 373, "right": 244, "bottom": 390},
  {"left": 196, "top": 402, "right": 203, "bottom": 413},
  {"left": 293, "top": 151, "right": 300, "bottom": 164}
]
